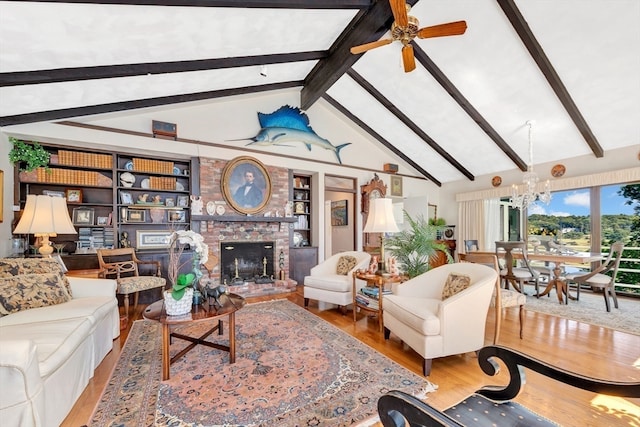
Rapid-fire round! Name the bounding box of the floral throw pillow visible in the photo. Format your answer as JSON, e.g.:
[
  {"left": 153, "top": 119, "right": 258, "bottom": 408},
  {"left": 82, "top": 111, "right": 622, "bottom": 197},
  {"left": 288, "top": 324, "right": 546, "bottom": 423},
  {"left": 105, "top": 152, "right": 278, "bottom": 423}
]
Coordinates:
[
  {"left": 336, "top": 255, "right": 358, "bottom": 275},
  {"left": 0, "top": 272, "right": 72, "bottom": 315},
  {"left": 441, "top": 273, "right": 471, "bottom": 300},
  {"left": 0, "top": 257, "right": 72, "bottom": 297}
]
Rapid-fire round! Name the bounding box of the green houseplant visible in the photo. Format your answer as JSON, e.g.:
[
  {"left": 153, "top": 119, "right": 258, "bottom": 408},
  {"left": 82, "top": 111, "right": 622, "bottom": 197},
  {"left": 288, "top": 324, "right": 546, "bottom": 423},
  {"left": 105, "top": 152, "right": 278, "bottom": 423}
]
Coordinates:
[
  {"left": 8, "top": 137, "right": 50, "bottom": 171},
  {"left": 384, "top": 211, "right": 453, "bottom": 278}
]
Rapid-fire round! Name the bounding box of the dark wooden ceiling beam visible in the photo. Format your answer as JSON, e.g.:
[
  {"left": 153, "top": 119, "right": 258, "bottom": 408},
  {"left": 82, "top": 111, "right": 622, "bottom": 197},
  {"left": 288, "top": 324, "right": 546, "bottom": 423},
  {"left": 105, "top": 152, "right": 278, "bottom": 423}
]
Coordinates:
[
  {"left": 0, "top": 52, "right": 326, "bottom": 87},
  {"left": 300, "top": 0, "right": 419, "bottom": 110},
  {"left": 322, "top": 94, "right": 442, "bottom": 186},
  {"left": 412, "top": 42, "right": 528, "bottom": 172},
  {"left": 348, "top": 69, "right": 475, "bottom": 181},
  {"left": 0, "top": 81, "right": 302, "bottom": 127},
  {"left": 497, "top": 0, "right": 604, "bottom": 158},
  {"left": 12, "top": 0, "right": 371, "bottom": 8}
]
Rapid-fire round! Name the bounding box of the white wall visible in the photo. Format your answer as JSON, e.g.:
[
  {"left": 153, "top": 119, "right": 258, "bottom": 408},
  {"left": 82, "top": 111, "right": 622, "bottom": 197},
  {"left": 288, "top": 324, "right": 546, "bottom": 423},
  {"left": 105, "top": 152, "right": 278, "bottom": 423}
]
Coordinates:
[{"left": 0, "top": 90, "right": 438, "bottom": 259}]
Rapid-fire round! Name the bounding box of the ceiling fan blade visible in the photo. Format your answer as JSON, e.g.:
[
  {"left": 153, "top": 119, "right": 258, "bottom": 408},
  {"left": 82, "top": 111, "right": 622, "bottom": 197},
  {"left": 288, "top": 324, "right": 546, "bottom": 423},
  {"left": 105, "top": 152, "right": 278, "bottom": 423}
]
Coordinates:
[
  {"left": 350, "top": 38, "right": 393, "bottom": 55},
  {"left": 417, "top": 20, "right": 467, "bottom": 39},
  {"left": 402, "top": 44, "right": 416, "bottom": 73},
  {"left": 389, "top": 0, "right": 408, "bottom": 27}
]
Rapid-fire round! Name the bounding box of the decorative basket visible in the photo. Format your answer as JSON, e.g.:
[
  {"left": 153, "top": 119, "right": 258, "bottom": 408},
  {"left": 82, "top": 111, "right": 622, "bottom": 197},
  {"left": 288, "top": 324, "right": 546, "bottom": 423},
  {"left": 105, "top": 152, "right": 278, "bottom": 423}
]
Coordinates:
[{"left": 163, "top": 287, "right": 193, "bottom": 316}]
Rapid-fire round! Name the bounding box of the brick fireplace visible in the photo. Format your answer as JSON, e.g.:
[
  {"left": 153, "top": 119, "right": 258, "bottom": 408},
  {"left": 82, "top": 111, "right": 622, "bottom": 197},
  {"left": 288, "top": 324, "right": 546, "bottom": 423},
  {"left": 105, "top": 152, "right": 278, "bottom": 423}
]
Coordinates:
[{"left": 195, "top": 158, "right": 296, "bottom": 296}]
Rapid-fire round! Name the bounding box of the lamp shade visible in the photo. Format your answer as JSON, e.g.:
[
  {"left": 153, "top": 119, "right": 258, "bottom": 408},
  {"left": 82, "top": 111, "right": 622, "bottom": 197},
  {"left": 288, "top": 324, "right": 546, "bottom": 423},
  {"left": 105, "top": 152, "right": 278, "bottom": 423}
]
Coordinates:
[
  {"left": 14, "top": 195, "right": 77, "bottom": 236},
  {"left": 363, "top": 198, "right": 399, "bottom": 233}
]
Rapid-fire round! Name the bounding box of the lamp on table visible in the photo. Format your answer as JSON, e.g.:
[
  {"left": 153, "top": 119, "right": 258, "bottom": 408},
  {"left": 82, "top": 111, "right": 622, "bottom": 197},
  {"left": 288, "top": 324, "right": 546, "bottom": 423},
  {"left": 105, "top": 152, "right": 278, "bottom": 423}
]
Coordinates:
[
  {"left": 363, "top": 198, "right": 399, "bottom": 275},
  {"left": 13, "top": 195, "right": 77, "bottom": 256}
]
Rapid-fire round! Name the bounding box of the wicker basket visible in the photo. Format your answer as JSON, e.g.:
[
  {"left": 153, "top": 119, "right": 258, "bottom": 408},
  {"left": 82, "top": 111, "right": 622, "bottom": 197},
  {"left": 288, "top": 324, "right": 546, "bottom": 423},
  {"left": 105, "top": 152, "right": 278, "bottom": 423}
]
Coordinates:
[{"left": 163, "top": 288, "right": 193, "bottom": 316}]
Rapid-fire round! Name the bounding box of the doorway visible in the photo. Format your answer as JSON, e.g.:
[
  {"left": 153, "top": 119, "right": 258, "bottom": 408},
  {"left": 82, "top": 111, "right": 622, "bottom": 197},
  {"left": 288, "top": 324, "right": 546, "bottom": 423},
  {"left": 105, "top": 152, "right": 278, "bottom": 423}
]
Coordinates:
[{"left": 324, "top": 175, "right": 357, "bottom": 257}]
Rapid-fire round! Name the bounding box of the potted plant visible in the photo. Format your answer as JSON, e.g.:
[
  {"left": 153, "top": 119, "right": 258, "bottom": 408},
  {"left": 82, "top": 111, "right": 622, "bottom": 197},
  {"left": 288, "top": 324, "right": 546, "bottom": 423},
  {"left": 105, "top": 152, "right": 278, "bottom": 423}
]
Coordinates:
[
  {"left": 164, "top": 272, "right": 195, "bottom": 316},
  {"left": 8, "top": 137, "right": 50, "bottom": 172},
  {"left": 384, "top": 211, "right": 453, "bottom": 278}
]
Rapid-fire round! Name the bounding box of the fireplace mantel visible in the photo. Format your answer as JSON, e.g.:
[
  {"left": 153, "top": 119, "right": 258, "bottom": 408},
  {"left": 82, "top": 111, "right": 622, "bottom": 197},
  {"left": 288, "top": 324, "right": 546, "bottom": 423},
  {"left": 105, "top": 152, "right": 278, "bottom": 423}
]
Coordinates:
[{"left": 191, "top": 215, "right": 296, "bottom": 223}]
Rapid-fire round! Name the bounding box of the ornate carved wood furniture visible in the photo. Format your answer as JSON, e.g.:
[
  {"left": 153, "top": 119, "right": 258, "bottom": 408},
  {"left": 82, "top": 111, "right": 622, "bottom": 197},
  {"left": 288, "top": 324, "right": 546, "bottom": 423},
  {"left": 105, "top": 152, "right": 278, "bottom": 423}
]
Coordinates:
[{"left": 377, "top": 345, "right": 640, "bottom": 426}]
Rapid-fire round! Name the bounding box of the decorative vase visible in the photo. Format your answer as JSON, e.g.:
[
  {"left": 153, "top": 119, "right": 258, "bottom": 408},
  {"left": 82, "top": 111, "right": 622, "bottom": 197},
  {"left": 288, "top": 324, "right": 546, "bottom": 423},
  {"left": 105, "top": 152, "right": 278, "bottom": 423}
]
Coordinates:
[
  {"left": 191, "top": 256, "right": 204, "bottom": 305},
  {"left": 163, "top": 287, "right": 193, "bottom": 316}
]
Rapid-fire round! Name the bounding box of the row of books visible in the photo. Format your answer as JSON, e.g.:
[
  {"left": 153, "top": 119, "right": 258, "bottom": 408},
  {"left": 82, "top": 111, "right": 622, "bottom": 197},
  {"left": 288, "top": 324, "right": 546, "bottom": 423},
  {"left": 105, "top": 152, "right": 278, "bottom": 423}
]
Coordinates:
[{"left": 356, "top": 286, "right": 392, "bottom": 310}]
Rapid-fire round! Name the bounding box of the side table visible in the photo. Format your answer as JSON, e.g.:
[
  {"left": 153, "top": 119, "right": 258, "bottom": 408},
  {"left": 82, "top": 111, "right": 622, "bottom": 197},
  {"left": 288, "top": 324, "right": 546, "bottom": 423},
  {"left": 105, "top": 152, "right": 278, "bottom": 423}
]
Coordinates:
[{"left": 352, "top": 272, "right": 404, "bottom": 333}]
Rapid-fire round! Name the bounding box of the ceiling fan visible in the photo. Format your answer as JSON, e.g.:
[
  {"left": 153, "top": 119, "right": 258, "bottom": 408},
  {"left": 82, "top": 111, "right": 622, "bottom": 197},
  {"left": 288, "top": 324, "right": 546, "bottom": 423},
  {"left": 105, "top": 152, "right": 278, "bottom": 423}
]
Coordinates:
[{"left": 350, "top": 0, "right": 467, "bottom": 73}]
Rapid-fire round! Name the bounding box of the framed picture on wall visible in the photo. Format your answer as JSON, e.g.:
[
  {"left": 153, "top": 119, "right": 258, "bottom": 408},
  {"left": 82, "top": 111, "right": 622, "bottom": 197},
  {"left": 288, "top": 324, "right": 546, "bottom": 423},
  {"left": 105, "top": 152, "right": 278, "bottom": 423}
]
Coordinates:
[
  {"left": 390, "top": 176, "right": 403, "bottom": 197},
  {"left": 331, "top": 200, "right": 348, "bottom": 226},
  {"left": 221, "top": 156, "right": 272, "bottom": 215}
]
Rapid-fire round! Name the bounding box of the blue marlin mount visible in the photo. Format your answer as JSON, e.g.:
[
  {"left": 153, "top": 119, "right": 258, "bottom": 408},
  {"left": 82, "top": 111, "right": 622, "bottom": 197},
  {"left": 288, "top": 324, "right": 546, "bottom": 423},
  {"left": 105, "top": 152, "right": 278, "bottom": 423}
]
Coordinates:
[{"left": 231, "top": 105, "right": 351, "bottom": 164}]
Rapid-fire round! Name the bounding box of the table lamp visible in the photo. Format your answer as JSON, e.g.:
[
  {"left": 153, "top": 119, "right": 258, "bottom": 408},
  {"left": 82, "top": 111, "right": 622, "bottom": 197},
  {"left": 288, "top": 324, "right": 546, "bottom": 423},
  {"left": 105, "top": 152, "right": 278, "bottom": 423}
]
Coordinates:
[
  {"left": 363, "top": 198, "right": 399, "bottom": 275},
  {"left": 13, "top": 195, "right": 77, "bottom": 256}
]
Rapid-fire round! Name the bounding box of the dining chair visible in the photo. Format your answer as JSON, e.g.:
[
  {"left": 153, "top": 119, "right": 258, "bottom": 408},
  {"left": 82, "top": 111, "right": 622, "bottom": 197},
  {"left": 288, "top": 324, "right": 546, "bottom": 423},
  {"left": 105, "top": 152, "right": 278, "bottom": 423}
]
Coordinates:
[
  {"left": 460, "top": 252, "right": 525, "bottom": 343},
  {"left": 97, "top": 248, "right": 166, "bottom": 322},
  {"left": 565, "top": 241, "right": 624, "bottom": 312},
  {"left": 464, "top": 239, "right": 479, "bottom": 253},
  {"left": 495, "top": 241, "right": 541, "bottom": 295}
]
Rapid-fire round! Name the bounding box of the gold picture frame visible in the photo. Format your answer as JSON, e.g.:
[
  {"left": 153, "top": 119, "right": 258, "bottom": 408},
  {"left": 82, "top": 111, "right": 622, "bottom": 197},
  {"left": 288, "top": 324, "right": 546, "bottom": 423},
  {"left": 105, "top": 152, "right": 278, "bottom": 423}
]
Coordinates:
[
  {"left": 390, "top": 175, "right": 403, "bottom": 197},
  {"left": 221, "top": 156, "right": 272, "bottom": 215}
]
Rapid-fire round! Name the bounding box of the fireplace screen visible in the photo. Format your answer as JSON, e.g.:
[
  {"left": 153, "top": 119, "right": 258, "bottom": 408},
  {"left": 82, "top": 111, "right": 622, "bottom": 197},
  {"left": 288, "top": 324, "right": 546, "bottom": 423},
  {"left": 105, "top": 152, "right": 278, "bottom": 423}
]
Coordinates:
[{"left": 220, "top": 241, "right": 275, "bottom": 284}]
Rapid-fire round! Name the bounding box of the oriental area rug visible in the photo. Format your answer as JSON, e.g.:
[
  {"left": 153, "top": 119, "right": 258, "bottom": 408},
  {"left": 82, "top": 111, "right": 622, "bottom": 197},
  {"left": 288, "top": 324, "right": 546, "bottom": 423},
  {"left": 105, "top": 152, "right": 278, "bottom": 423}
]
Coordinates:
[
  {"left": 89, "top": 299, "right": 435, "bottom": 426},
  {"left": 524, "top": 290, "right": 640, "bottom": 335}
]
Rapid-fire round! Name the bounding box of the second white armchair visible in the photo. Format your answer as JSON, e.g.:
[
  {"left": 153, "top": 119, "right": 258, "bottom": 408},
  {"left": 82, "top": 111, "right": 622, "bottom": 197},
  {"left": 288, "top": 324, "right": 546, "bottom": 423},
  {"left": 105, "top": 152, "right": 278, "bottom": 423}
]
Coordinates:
[{"left": 303, "top": 251, "right": 371, "bottom": 312}]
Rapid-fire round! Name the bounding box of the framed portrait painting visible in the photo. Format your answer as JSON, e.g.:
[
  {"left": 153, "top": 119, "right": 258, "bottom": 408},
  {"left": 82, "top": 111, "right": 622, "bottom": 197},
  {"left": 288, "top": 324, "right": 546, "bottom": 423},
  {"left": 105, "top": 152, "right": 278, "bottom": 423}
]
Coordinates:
[{"left": 221, "top": 156, "right": 272, "bottom": 215}]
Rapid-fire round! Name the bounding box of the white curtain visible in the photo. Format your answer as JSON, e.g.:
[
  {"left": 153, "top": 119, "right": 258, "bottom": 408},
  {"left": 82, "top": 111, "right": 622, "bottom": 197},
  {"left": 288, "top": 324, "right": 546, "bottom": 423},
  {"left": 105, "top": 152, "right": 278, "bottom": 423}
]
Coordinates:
[
  {"left": 457, "top": 200, "right": 484, "bottom": 252},
  {"left": 457, "top": 199, "right": 501, "bottom": 252},
  {"left": 483, "top": 199, "right": 501, "bottom": 252}
]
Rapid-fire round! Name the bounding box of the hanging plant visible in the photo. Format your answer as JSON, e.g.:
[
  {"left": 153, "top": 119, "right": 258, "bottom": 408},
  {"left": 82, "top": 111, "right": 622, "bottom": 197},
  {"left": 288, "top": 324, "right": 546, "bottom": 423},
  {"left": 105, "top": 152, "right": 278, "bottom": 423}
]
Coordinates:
[{"left": 8, "top": 137, "right": 50, "bottom": 171}]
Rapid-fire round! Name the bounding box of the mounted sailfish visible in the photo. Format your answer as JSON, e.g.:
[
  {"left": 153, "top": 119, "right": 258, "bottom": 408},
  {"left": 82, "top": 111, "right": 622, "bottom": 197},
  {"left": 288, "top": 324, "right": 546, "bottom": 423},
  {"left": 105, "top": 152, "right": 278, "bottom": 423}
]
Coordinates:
[{"left": 231, "top": 105, "right": 351, "bottom": 164}]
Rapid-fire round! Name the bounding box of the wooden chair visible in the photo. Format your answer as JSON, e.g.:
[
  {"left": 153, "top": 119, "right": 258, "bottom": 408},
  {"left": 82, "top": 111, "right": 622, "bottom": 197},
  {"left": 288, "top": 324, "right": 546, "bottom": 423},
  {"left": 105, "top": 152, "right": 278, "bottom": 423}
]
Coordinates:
[
  {"left": 565, "top": 241, "right": 624, "bottom": 312},
  {"left": 495, "top": 241, "right": 540, "bottom": 295},
  {"left": 460, "top": 253, "right": 525, "bottom": 343},
  {"left": 377, "top": 345, "right": 640, "bottom": 427},
  {"left": 97, "top": 248, "right": 166, "bottom": 321}
]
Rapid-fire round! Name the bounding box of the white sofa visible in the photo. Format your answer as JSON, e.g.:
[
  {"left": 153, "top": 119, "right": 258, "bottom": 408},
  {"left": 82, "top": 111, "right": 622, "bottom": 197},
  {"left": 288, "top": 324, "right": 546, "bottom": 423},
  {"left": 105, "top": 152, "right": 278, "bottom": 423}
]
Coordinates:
[
  {"left": 0, "top": 258, "right": 120, "bottom": 427},
  {"left": 303, "top": 251, "right": 371, "bottom": 310},
  {"left": 383, "top": 263, "right": 498, "bottom": 376}
]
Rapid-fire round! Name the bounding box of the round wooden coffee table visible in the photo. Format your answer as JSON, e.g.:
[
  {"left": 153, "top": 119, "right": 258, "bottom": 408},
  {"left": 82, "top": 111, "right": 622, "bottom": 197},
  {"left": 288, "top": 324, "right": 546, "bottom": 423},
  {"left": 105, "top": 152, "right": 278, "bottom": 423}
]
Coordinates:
[{"left": 143, "top": 292, "right": 246, "bottom": 380}]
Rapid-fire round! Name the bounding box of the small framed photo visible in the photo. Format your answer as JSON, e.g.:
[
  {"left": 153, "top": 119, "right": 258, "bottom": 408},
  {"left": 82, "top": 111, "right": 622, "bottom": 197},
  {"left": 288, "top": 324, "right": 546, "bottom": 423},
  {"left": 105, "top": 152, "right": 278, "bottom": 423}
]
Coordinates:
[
  {"left": 390, "top": 175, "right": 403, "bottom": 197},
  {"left": 65, "top": 188, "right": 83, "bottom": 204},
  {"left": 165, "top": 197, "right": 175, "bottom": 207},
  {"left": 96, "top": 216, "right": 109, "bottom": 225},
  {"left": 126, "top": 209, "right": 146, "bottom": 223},
  {"left": 120, "top": 192, "right": 133, "bottom": 205},
  {"left": 43, "top": 190, "right": 65, "bottom": 198},
  {"left": 167, "top": 209, "right": 186, "bottom": 223},
  {"left": 136, "top": 230, "right": 173, "bottom": 250},
  {"left": 73, "top": 208, "right": 94, "bottom": 225},
  {"left": 176, "top": 195, "right": 189, "bottom": 208}
]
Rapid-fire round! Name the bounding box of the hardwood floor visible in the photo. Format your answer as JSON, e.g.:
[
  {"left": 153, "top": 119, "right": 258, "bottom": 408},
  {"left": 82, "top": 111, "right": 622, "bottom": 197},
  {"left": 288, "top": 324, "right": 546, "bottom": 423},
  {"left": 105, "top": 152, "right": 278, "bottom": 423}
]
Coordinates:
[{"left": 63, "top": 286, "right": 640, "bottom": 427}]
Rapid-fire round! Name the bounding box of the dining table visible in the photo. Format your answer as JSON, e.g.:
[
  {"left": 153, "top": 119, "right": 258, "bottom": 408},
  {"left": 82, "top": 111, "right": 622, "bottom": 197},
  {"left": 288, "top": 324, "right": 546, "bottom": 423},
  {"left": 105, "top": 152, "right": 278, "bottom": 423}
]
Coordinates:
[
  {"left": 479, "top": 249, "right": 603, "bottom": 304},
  {"left": 524, "top": 251, "right": 603, "bottom": 304}
]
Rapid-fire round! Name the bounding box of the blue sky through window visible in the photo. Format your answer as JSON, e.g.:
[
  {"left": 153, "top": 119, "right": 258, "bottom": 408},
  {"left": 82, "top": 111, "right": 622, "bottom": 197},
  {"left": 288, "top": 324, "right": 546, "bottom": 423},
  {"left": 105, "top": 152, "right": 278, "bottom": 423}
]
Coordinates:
[{"left": 528, "top": 184, "right": 634, "bottom": 216}]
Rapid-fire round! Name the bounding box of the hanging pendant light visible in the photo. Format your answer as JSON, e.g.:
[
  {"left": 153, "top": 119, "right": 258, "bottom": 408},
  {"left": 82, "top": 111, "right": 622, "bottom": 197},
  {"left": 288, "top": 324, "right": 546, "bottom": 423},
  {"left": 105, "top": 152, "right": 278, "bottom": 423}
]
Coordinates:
[{"left": 510, "top": 120, "right": 551, "bottom": 210}]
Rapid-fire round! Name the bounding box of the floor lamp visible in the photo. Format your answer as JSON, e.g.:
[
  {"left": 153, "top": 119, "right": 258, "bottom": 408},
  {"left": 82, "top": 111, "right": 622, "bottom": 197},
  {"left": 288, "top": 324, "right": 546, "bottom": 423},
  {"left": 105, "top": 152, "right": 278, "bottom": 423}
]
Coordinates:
[
  {"left": 364, "top": 198, "right": 399, "bottom": 275},
  {"left": 13, "top": 195, "right": 77, "bottom": 256}
]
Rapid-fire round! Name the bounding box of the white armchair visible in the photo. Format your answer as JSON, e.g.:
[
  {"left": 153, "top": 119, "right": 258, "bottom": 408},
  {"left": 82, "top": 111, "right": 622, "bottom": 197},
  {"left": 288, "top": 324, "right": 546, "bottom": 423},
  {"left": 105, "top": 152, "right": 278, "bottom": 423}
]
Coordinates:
[
  {"left": 303, "top": 251, "right": 371, "bottom": 311},
  {"left": 383, "top": 263, "right": 498, "bottom": 376}
]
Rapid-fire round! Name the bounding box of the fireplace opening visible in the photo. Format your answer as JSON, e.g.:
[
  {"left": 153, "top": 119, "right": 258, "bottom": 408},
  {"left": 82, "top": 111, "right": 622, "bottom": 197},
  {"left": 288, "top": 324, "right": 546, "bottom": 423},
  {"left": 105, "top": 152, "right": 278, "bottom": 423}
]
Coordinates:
[{"left": 220, "top": 241, "right": 275, "bottom": 284}]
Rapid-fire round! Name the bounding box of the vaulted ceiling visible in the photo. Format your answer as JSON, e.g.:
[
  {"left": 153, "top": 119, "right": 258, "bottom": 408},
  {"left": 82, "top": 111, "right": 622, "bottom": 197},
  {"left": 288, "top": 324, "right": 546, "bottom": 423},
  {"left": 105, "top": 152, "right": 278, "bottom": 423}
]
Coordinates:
[{"left": 1, "top": 0, "right": 638, "bottom": 186}]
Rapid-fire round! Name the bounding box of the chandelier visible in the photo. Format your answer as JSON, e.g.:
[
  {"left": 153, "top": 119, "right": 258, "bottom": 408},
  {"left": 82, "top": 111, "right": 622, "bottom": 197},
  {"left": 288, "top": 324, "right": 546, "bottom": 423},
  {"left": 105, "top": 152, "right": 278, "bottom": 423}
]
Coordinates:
[{"left": 510, "top": 120, "right": 551, "bottom": 210}]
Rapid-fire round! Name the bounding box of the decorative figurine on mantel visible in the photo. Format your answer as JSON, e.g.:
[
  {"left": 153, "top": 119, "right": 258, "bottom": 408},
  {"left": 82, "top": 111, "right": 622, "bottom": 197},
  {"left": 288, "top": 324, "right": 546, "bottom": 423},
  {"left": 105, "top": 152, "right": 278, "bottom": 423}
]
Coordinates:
[{"left": 190, "top": 195, "right": 203, "bottom": 215}]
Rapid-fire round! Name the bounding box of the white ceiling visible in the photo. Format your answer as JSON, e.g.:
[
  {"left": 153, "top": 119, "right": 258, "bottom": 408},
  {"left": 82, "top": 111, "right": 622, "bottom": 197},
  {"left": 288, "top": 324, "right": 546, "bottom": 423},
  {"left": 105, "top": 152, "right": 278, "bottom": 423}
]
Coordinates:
[{"left": 1, "top": 0, "right": 638, "bottom": 186}]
